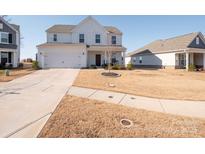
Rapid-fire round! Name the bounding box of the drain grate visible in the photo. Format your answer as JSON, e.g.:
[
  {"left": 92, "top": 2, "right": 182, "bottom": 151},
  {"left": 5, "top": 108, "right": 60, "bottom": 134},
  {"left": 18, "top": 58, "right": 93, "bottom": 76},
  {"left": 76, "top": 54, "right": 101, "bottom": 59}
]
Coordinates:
[
  {"left": 8, "top": 92, "right": 20, "bottom": 94},
  {"left": 120, "top": 119, "right": 133, "bottom": 128},
  {"left": 108, "top": 95, "right": 113, "bottom": 99}
]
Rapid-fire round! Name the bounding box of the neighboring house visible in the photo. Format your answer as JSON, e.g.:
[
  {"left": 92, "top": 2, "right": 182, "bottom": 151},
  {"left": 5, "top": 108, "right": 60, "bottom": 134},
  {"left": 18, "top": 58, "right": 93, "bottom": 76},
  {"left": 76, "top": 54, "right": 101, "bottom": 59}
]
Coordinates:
[
  {"left": 127, "top": 32, "right": 205, "bottom": 70},
  {"left": 0, "top": 17, "right": 20, "bottom": 68},
  {"left": 37, "top": 16, "right": 126, "bottom": 68}
]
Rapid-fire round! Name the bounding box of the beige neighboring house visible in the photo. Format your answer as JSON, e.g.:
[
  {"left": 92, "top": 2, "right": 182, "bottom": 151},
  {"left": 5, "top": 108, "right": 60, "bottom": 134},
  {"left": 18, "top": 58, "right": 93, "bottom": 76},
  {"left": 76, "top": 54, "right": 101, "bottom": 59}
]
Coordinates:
[
  {"left": 37, "top": 16, "right": 126, "bottom": 68},
  {"left": 127, "top": 32, "right": 205, "bottom": 70}
]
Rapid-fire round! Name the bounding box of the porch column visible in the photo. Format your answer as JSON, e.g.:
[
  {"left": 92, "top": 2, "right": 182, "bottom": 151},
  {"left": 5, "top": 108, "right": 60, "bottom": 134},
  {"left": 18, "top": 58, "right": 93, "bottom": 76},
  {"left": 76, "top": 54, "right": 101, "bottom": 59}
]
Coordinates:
[
  {"left": 104, "top": 50, "right": 107, "bottom": 64},
  {"left": 186, "top": 52, "right": 189, "bottom": 71},
  {"left": 122, "top": 51, "right": 125, "bottom": 66},
  {"left": 203, "top": 53, "right": 205, "bottom": 70},
  {"left": 189, "top": 53, "right": 194, "bottom": 65},
  {"left": 13, "top": 52, "right": 18, "bottom": 68},
  {"left": 41, "top": 54, "right": 45, "bottom": 69}
]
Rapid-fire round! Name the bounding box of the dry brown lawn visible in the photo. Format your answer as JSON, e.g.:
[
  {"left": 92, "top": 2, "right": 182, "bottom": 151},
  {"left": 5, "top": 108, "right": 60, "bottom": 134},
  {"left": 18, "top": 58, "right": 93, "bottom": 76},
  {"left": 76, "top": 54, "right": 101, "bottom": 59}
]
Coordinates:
[
  {"left": 0, "top": 68, "right": 35, "bottom": 83},
  {"left": 38, "top": 95, "right": 205, "bottom": 138},
  {"left": 73, "top": 69, "right": 205, "bottom": 101}
]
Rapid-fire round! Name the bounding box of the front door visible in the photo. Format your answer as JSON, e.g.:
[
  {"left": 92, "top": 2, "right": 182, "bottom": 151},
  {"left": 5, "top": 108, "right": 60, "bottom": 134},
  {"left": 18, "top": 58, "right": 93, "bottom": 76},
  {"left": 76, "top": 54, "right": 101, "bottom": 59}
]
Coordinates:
[
  {"left": 96, "top": 54, "right": 101, "bottom": 66},
  {"left": 1, "top": 52, "right": 8, "bottom": 66}
]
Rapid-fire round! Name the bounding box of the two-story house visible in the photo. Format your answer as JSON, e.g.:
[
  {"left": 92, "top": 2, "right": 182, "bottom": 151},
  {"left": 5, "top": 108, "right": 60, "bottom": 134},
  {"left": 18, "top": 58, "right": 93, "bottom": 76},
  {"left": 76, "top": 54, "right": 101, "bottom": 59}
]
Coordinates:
[
  {"left": 37, "top": 16, "right": 126, "bottom": 68},
  {"left": 0, "top": 16, "right": 20, "bottom": 68}
]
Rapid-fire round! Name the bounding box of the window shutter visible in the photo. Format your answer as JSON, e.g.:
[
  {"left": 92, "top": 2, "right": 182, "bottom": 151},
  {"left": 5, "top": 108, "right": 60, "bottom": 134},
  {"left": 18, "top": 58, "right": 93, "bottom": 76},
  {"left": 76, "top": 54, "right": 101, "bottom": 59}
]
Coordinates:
[{"left": 9, "top": 34, "right": 12, "bottom": 43}]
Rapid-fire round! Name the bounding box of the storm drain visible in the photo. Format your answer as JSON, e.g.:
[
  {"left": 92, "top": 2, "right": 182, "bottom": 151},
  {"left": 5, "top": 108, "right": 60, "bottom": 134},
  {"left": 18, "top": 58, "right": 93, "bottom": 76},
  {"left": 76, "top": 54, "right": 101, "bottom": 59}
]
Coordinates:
[
  {"left": 108, "top": 95, "right": 113, "bottom": 99},
  {"left": 131, "top": 97, "right": 136, "bottom": 100},
  {"left": 8, "top": 92, "right": 20, "bottom": 95},
  {"left": 120, "top": 119, "right": 133, "bottom": 128}
]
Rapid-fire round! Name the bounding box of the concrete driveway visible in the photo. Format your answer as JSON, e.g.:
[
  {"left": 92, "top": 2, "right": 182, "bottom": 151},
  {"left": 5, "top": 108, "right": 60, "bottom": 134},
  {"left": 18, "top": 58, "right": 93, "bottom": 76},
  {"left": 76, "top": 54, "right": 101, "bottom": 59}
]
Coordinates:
[{"left": 0, "top": 69, "right": 79, "bottom": 137}]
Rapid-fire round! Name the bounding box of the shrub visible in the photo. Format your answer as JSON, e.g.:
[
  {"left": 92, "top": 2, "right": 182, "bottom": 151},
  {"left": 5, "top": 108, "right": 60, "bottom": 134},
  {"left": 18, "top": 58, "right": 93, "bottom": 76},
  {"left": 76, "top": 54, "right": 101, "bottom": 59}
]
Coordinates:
[
  {"left": 120, "top": 66, "right": 127, "bottom": 70},
  {"left": 112, "top": 64, "right": 120, "bottom": 70},
  {"left": 102, "top": 64, "right": 108, "bottom": 69},
  {"left": 188, "top": 64, "right": 196, "bottom": 71},
  {"left": 90, "top": 65, "right": 97, "bottom": 69},
  {"left": 32, "top": 61, "right": 39, "bottom": 70},
  {"left": 5, "top": 63, "right": 13, "bottom": 69},
  {"left": 4, "top": 69, "right": 10, "bottom": 76},
  {"left": 127, "top": 63, "right": 133, "bottom": 70},
  {"left": 18, "top": 63, "right": 24, "bottom": 68}
]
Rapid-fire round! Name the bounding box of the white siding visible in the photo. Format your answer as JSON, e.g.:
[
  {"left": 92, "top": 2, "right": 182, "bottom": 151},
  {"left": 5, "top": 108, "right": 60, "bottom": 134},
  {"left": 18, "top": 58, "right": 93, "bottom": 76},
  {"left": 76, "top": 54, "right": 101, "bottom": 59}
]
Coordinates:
[
  {"left": 38, "top": 45, "right": 87, "bottom": 68},
  {"left": 131, "top": 52, "right": 176, "bottom": 66},
  {"left": 71, "top": 19, "right": 108, "bottom": 45},
  {"left": 87, "top": 51, "right": 105, "bottom": 66},
  {"left": 204, "top": 53, "right": 205, "bottom": 69},
  {"left": 47, "top": 33, "right": 72, "bottom": 43},
  {"left": 125, "top": 56, "right": 131, "bottom": 65},
  {"left": 108, "top": 34, "right": 122, "bottom": 45},
  {"left": 87, "top": 51, "right": 123, "bottom": 66}
]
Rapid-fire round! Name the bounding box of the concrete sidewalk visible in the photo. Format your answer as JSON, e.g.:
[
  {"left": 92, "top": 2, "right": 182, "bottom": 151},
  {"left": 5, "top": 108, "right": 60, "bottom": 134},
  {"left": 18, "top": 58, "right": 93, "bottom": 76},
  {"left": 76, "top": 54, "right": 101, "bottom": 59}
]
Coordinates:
[
  {"left": 68, "top": 86, "right": 205, "bottom": 119},
  {"left": 0, "top": 69, "right": 79, "bottom": 138}
]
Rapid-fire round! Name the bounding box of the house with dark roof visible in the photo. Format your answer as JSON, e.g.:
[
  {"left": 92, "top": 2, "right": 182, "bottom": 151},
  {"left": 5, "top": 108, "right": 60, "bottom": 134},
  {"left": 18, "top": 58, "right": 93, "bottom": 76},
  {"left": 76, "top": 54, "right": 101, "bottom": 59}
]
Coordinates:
[
  {"left": 37, "top": 16, "right": 126, "bottom": 68},
  {"left": 0, "top": 16, "right": 20, "bottom": 68},
  {"left": 127, "top": 32, "right": 205, "bottom": 70}
]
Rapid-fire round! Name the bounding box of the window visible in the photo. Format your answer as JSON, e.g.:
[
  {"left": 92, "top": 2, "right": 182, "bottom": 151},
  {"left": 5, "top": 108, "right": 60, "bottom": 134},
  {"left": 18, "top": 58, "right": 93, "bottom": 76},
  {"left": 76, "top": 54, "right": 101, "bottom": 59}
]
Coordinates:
[
  {"left": 0, "top": 23, "right": 3, "bottom": 29},
  {"left": 133, "top": 57, "right": 136, "bottom": 63},
  {"left": 196, "top": 37, "right": 200, "bottom": 45},
  {"left": 79, "top": 34, "right": 84, "bottom": 43},
  {"left": 53, "top": 34, "right": 57, "bottom": 42},
  {"left": 0, "top": 32, "right": 9, "bottom": 44},
  {"left": 9, "top": 34, "right": 12, "bottom": 43},
  {"left": 112, "top": 36, "right": 116, "bottom": 44},
  {"left": 139, "top": 56, "right": 142, "bottom": 64},
  {"left": 95, "top": 34, "right": 100, "bottom": 43}
]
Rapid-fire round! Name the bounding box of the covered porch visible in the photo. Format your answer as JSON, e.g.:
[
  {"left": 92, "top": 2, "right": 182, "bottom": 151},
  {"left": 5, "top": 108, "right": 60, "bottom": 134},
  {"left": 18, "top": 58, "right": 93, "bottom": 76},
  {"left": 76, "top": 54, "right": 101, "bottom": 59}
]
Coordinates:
[
  {"left": 175, "top": 49, "right": 205, "bottom": 70},
  {"left": 87, "top": 45, "right": 126, "bottom": 67},
  {"left": 0, "top": 50, "right": 18, "bottom": 68}
]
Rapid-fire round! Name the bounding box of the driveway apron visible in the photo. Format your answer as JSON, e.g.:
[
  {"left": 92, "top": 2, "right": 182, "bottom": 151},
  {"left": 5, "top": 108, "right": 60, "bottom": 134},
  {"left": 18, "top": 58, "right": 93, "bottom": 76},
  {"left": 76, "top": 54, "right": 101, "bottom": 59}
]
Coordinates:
[{"left": 0, "top": 69, "right": 79, "bottom": 137}]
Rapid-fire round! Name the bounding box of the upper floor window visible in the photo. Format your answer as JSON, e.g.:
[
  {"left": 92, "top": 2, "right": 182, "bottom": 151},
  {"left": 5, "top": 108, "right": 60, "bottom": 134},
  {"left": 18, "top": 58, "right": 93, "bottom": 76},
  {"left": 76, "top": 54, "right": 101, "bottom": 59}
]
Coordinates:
[
  {"left": 79, "top": 34, "right": 84, "bottom": 43},
  {"left": 9, "top": 34, "right": 12, "bottom": 43},
  {"left": 53, "top": 34, "right": 57, "bottom": 42},
  {"left": 0, "top": 32, "right": 9, "bottom": 44},
  {"left": 0, "top": 23, "right": 3, "bottom": 29},
  {"left": 112, "top": 36, "right": 116, "bottom": 44},
  {"left": 196, "top": 37, "right": 200, "bottom": 45},
  {"left": 95, "top": 34, "right": 100, "bottom": 43}
]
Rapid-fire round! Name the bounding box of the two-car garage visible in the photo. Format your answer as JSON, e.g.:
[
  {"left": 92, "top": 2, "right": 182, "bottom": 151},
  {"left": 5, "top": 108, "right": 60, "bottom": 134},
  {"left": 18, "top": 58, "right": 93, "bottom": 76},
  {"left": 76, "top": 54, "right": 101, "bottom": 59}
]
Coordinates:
[{"left": 37, "top": 43, "right": 87, "bottom": 68}]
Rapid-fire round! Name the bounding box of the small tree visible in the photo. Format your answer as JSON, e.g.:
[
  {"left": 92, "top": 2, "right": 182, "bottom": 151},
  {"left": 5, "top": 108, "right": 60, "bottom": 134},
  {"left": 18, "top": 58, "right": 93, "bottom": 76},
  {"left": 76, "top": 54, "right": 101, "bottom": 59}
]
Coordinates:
[{"left": 106, "top": 50, "right": 112, "bottom": 72}]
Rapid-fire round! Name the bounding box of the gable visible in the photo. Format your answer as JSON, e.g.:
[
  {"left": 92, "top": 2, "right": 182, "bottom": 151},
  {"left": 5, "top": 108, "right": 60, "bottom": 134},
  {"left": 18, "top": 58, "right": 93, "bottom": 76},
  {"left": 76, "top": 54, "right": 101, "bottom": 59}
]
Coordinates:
[
  {"left": 0, "top": 18, "right": 16, "bottom": 34},
  {"left": 188, "top": 34, "right": 205, "bottom": 49},
  {"left": 0, "top": 18, "right": 17, "bottom": 48},
  {"left": 71, "top": 16, "right": 107, "bottom": 34}
]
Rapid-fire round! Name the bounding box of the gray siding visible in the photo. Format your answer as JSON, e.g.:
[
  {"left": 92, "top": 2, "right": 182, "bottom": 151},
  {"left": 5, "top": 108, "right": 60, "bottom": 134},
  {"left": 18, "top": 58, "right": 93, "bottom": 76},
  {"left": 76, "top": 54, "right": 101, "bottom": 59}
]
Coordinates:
[{"left": 0, "top": 19, "right": 17, "bottom": 49}]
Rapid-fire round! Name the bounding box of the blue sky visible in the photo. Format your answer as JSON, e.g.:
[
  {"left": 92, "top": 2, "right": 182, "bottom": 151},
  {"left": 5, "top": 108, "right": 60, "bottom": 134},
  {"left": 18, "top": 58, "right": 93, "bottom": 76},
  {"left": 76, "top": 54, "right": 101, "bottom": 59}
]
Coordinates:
[{"left": 8, "top": 15, "right": 205, "bottom": 59}]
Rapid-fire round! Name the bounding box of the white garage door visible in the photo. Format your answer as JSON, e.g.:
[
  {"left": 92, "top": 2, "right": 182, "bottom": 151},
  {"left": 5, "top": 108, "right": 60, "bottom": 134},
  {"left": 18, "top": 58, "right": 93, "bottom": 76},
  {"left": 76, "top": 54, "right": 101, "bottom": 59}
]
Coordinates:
[{"left": 41, "top": 45, "right": 86, "bottom": 68}]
